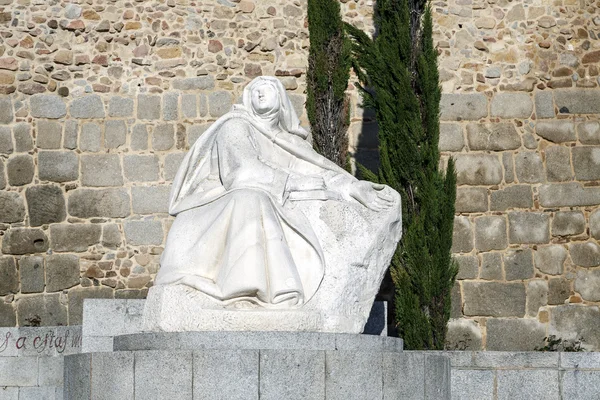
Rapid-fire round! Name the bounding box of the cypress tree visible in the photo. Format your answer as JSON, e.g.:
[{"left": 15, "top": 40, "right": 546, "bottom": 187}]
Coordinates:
[
  {"left": 346, "top": 0, "right": 458, "bottom": 349},
  {"left": 306, "top": 0, "right": 351, "bottom": 168}
]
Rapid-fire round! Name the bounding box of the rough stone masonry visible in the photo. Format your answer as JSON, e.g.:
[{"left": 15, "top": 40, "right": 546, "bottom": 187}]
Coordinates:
[{"left": 0, "top": 0, "right": 599, "bottom": 351}]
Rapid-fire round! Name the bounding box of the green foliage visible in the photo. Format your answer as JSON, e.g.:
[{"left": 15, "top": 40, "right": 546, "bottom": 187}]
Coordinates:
[
  {"left": 306, "top": 0, "right": 351, "bottom": 168},
  {"left": 347, "top": 0, "right": 458, "bottom": 349},
  {"left": 535, "top": 335, "right": 586, "bottom": 352}
]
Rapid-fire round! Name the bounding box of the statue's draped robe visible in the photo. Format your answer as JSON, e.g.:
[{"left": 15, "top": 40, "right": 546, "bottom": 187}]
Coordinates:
[{"left": 155, "top": 109, "right": 355, "bottom": 308}]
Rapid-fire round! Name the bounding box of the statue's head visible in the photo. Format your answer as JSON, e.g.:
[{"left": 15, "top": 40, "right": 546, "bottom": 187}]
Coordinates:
[{"left": 243, "top": 76, "right": 309, "bottom": 139}]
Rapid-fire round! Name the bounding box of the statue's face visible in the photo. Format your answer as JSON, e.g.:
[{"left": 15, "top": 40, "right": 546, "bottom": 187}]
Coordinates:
[{"left": 251, "top": 82, "right": 279, "bottom": 115}]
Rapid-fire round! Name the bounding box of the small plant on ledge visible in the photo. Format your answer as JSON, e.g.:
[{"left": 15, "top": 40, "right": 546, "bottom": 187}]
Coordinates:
[{"left": 535, "top": 335, "right": 586, "bottom": 352}]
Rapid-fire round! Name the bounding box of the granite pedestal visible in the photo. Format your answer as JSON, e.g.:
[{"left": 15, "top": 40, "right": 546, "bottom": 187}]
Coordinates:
[{"left": 64, "top": 332, "right": 450, "bottom": 399}]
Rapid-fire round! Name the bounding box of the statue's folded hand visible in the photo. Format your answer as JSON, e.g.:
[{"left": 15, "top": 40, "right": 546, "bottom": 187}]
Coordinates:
[{"left": 348, "top": 181, "right": 395, "bottom": 211}]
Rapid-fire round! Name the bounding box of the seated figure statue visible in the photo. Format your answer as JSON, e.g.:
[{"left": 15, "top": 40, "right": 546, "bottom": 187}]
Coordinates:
[{"left": 146, "top": 76, "right": 402, "bottom": 333}]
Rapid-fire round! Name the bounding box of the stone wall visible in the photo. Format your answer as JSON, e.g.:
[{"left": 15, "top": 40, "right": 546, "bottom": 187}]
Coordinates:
[
  {"left": 0, "top": 0, "right": 599, "bottom": 351},
  {"left": 435, "top": 0, "right": 600, "bottom": 350}
]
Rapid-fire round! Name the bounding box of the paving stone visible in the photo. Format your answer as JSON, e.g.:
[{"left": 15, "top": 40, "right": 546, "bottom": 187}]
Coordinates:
[
  {"left": 491, "top": 93, "right": 533, "bottom": 118},
  {"left": 124, "top": 154, "right": 160, "bottom": 182},
  {"left": 527, "top": 279, "right": 548, "bottom": 317},
  {"left": 6, "top": 154, "right": 34, "bottom": 186},
  {"left": 199, "top": 94, "right": 208, "bottom": 117},
  {"left": 46, "top": 253, "right": 80, "bottom": 292},
  {"left": 590, "top": 209, "right": 600, "bottom": 239},
  {"left": 479, "top": 252, "right": 503, "bottom": 280},
  {"left": 573, "top": 147, "right": 600, "bottom": 181},
  {"left": 0, "top": 96, "right": 13, "bottom": 124},
  {"left": 0, "top": 357, "right": 38, "bottom": 387},
  {"left": 17, "top": 293, "right": 68, "bottom": 326},
  {"left": 451, "top": 282, "right": 461, "bottom": 319},
  {"left": 508, "top": 212, "right": 549, "bottom": 244},
  {"left": 132, "top": 186, "right": 170, "bottom": 214},
  {"left": 26, "top": 184, "right": 66, "bottom": 226},
  {"left": 539, "top": 182, "right": 600, "bottom": 207},
  {"left": 193, "top": 350, "right": 259, "bottom": 400},
  {"left": 0, "top": 125, "right": 12, "bottom": 154},
  {"left": 29, "top": 94, "right": 66, "bottom": 118},
  {"left": 63, "top": 120, "right": 78, "bottom": 150},
  {"left": 445, "top": 319, "right": 482, "bottom": 350},
  {"left": 172, "top": 76, "right": 215, "bottom": 91},
  {"left": 535, "top": 91, "right": 555, "bottom": 119},
  {"left": 38, "top": 151, "right": 78, "bottom": 182},
  {"left": 552, "top": 211, "right": 584, "bottom": 236},
  {"left": 548, "top": 277, "right": 571, "bottom": 305},
  {"left": 152, "top": 123, "right": 175, "bottom": 151},
  {"left": 439, "top": 93, "right": 487, "bottom": 121},
  {"left": 504, "top": 248, "right": 534, "bottom": 280},
  {"left": 1, "top": 228, "right": 48, "bottom": 255},
  {"left": 104, "top": 120, "right": 127, "bottom": 149},
  {"left": 550, "top": 305, "right": 600, "bottom": 349},
  {"left": 13, "top": 122, "right": 33, "bottom": 152},
  {"left": 325, "top": 351, "right": 382, "bottom": 400},
  {"left": 455, "top": 187, "right": 488, "bottom": 213},
  {"left": 463, "top": 281, "right": 526, "bottom": 317},
  {"left": 455, "top": 154, "right": 502, "bottom": 185},
  {"left": 486, "top": 318, "right": 546, "bottom": 351},
  {"left": 19, "top": 255, "right": 45, "bottom": 293},
  {"left": 575, "top": 269, "right": 600, "bottom": 302},
  {"left": 102, "top": 223, "right": 122, "bottom": 248},
  {"left": 570, "top": 242, "right": 600, "bottom": 267},
  {"left": 562, "top": 371, "right": 600, "bottom": 400},
  {"left": 90, "top": 352, "right": 135, "bottom": 399},
  {"left": 466, "top": 123, "right": 520, "bottom": 151},
  {"left": 164, "top": 92, "right": 179, "bottom": 121},
  {"left": 451, "top": 369, "right": 493, "bottom": 400},
  {"left": 70, "top": 94, "right": 105, "bottom": 118},
  {"left": 577, "top": 121, "right": 600, "bottom": 144},
  {"left": 181, "top": 94, "right": 197, "bottom": 119},
  {"left": 135, "top": 351, "right": 193, "bottom": 400},
  {"left": 475, "top": 215, "right": 507, "bottom": 251},
  {"left": 81, "top": 154, "right": 123, "bottom": 186},
  {"left": 0, "top": 191, "right": 25, "bottom": 223},
  {"left": 515, "top": 151, "right": 544, "bottom": 183},
  {"left": 452, "top": 216, "right": 473, "bottom": 253},
  {"left": 80, "top": 122, "right": 102, "bottom": 152},
  {"left": 497, "top": 370, "right": 559, "bottom": 400},
  {"left": 108, "top": 96, "right": 134, "bottom": 117},
  {"left": 123, "top": 220, "right": 163, "bottom": 245},
  {"left": 535, "top": 245, "right": 567, "bottom": 275},
  {"left": 67, "top": 286, "right": 114, "bottom": 325},
  {"left": 0, "top": 302, "right": 16, "bottom": 326},
  {"left": 64, "top": 353, "right": 91, "bottom": 400},
  {"left": 454, "top": 255, "right": 478, "bottom": 280},
  {"left": 545, "top": 146, "right": 572, "bottom": 182},
  {"left": 131, "top": 124, "right": 149, "bottom": 150},
  {"left": 554, "top": 89, "right": 600, "bottom": 114},
  {"left": 50, "top": 224, "right": 101, "bottom": 252},
  {"left": 209, "top": 91, "right": 233, "bottom": 117},
  {"left": 188, "top": 123, "right": 210, "bottom": 146},
  {"left": 137, "top": 94, "right": 161, "bottom": 120},
  {"left": 68, "top": 188, "right": 130, "bottom": 218},
  {"left": 490, "top": 185, "right": 532, "bottom": 211},
  {"left": 0, "top": 159, "right": 4, "bottom": 189},
  {"left": 36, "top": 119, "right": 62, "bottom": 149},
  {"left": 535, "top": 121, "right": 576, "bottom": 143},
  {"left": 0, "top": 256, "right": 18, "bottom": 295},
  {"left": 165, "top": 152, "right": 186, "bottom": 180}
]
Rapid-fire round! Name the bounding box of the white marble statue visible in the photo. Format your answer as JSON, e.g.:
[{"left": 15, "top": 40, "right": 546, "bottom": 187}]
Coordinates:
[{"left": 145, "top": 76, "right": 402, "bottom": 333}]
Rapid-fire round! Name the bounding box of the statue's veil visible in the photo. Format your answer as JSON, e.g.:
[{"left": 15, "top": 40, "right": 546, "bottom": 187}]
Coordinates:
[{"left": 242, "top": 76, "right": 309, "bottom": 139}]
